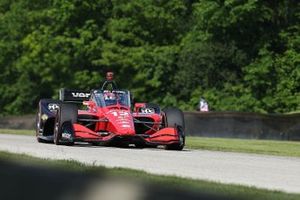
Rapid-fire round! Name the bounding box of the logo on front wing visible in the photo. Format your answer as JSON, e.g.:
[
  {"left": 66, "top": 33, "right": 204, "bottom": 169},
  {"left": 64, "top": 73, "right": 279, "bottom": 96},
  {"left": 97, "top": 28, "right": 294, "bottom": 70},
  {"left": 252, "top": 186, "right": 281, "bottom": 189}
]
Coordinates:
[{"left": 62, "top": 132, "right": 72, "bottom": 139}]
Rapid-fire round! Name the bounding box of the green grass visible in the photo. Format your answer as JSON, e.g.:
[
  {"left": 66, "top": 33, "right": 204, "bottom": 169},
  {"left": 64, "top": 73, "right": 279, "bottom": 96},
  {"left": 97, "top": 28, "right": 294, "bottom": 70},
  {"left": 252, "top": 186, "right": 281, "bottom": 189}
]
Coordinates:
[
  {"left": 0, "top": 151, "right": 299, "bottom": 200},
  {"left": 286, "top": 110, "right": 300, "bottom": 114},
  {"left": 0, "top": 128, "right": 34, "bottom": 135},
  {"left": 1, "top": 128, "right": 300, "bottom": 157},
  {"left": 186, "top": 137, "right": 300, "bottom": 157}
]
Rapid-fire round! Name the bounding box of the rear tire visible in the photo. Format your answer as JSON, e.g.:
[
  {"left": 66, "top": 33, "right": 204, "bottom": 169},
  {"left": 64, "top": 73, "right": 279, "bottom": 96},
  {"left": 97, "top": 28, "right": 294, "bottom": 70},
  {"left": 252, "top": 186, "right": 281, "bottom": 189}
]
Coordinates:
[
  {"left": 135, "top": 142, "right": 145, "bottom": 149},
  {"left": 36, "top": 111, "right": 49, "bottom": 143},
  {"left": 91, "top": 142, "right": 100, "bottom": 146},
  {"left": 163, "top": 107, "right": 185, "bottom": 129},
  {"left": 36, "top": 110, "right": 45, "bottom": 143},
  {"left": 36, "top": 99, "right": 60, "bottom": 143},
  {"left": 163, "top": 107, "right": 185, "bottom": 150},
  {"left": 54, "top": 103, "right": 77, "bottom": 145}
]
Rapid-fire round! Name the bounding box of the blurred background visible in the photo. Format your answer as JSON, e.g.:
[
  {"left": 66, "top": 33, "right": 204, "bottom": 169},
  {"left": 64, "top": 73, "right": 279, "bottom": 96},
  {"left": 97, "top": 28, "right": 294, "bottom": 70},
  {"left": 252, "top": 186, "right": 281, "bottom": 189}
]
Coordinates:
[{"left": 0, "top": 0, "right": 299, "bottom": 116}]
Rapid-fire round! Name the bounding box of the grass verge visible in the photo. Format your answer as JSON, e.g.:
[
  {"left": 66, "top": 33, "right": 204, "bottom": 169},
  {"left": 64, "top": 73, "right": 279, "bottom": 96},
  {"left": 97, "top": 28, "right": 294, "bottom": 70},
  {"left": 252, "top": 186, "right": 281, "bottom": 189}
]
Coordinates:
[
  {"left": 186, "top": 137, "right": 300, "bottom": 157},
  {"left": 1, "top": 129, "right": 300, "bottom": 157},
  {"left": 0, "top": 151, "right": 299, "bottom": 200},
  {"left": 0, "top": 128, "right": 34, "bottom": 135}
]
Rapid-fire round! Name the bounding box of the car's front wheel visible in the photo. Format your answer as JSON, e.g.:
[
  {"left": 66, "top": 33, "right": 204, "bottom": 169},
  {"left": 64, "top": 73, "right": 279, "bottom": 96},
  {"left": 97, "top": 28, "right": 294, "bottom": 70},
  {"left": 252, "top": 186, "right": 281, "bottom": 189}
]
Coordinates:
[
  {"left": 54, "top": 103, "right": 77, "bottom": 145},
  {"left": 163, "top": 107, "right": 185, "bottom": 151}
]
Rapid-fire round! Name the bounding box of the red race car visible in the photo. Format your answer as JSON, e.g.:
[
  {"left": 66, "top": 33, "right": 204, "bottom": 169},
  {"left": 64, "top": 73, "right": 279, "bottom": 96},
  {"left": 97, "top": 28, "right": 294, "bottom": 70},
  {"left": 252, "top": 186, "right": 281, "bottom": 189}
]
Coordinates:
[{"left": 36, "top": 89, "right": 185, "bottom": 150}]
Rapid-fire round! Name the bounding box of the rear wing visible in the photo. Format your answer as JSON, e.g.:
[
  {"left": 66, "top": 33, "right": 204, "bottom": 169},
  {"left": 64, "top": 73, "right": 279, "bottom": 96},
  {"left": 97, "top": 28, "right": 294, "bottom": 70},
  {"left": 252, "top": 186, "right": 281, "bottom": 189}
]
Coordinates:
[{"left": 59, "top": 88, "right": 91, "bottom": 103}]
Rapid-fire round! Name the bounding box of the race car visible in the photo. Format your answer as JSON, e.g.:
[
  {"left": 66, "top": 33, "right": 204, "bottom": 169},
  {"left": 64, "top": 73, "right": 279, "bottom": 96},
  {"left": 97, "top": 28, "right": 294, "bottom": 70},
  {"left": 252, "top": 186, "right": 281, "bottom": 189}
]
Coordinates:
[{"left": 36, "top": 88, "right": 185, "bottom": 150}]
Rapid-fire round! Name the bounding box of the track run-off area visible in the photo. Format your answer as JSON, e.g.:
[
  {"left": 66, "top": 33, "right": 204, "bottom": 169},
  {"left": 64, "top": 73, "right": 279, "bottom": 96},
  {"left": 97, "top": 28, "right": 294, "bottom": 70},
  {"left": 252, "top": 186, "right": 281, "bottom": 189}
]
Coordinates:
[{"left": 0, "top": 134, "right": 299, "bottom": 194}]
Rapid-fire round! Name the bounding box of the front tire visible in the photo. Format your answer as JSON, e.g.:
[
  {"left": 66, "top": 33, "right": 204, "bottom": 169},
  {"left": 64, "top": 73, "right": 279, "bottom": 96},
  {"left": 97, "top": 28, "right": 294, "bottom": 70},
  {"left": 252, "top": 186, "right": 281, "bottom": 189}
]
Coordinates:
[
  {"left": 36, "top": 111, "right": 44, "bottom": 143},
  {"left": 163, "top": 107, "right": 185, "bottom": 150},
  {"left": 36, "top": 100, "right": 48, "bottom": 143},
  {"left": 165, "top": 126, "right": 185, "bottom": 150},
  {"left": 36, "top": 99, "right": 62, "bottom": 143},
  {"left": 54, "top": 103, "right": 77, "bottom": 145}
]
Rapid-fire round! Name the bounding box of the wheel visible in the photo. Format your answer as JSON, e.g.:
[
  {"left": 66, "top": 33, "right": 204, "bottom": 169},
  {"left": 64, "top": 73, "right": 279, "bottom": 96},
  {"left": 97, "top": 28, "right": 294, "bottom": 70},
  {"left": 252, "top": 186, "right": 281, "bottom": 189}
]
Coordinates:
[
  {"left": 165, "top": 126, "right": 185, "bottom": 150},
  {"left": 163, "top": 107, "right": 185, "bottom": 150},
  {"left": 135, "top": 142, "right": 145, "bottom": 149},
  {"left": 35, "top": 100, "right": 48, "bottom": 143},
  {"left": 36, "top": 110, "right": 44, "bottom": 143},
  {"left": 163, "top": 107, "right": 185, "bottom": 129},
  {"left": 36, "top": 99, "right": 62, "bottom": 143},
  {"left": 54, "top": 103, "right": 77, "bottom": 145},
  {"left": 91, "top": 142, "right": 100, "bottom": 146}
]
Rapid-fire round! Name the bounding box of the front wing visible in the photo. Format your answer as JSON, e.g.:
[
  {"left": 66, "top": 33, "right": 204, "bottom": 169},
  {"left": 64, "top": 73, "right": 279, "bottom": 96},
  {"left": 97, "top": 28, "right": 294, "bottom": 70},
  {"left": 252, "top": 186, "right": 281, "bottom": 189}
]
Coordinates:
[{"left": 69, "top": 123, "right": 181, "bottom": 145}]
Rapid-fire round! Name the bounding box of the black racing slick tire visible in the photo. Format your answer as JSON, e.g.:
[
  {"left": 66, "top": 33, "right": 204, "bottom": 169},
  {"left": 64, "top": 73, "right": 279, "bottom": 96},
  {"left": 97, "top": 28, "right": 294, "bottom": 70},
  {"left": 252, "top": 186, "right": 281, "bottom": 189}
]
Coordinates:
[
  {"left": 36, "top": 111, "right": 46, "bottom": 143},
  {"left": 36, "top": 99, "right": 61, "bottom": 143},
  {"left": 163, "top": 107, "right": 185, "bottom": 151},
  {"left": 163, "top": 107, "right": 185, "bottom": 129},
  {"left": 54, "top": 103, "right": 77, "bottom": 145}
]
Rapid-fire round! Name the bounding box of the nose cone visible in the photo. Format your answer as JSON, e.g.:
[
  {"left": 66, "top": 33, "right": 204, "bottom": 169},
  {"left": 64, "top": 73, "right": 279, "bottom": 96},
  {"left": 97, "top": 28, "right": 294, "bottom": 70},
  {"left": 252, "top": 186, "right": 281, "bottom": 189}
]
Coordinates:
[{"left": 106, "top": 110, "right": 135, "bottom": 135}]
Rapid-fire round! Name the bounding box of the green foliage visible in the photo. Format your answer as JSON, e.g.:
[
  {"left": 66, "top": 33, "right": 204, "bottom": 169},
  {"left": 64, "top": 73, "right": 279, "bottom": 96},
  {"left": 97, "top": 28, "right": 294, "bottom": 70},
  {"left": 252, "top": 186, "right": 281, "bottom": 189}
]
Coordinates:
[{"left": 0, "top": 0, "right": 299, "bottom": 114}]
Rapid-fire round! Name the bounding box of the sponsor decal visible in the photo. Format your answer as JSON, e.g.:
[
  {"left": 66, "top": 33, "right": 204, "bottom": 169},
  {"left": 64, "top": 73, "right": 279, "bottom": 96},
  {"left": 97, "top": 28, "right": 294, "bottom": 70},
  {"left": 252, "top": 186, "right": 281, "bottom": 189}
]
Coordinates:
[
  {"left": 71, "top": 92, "right": 91, "bottom": 98},
  {"left": 103, "top": 90, "right": 125, "bottom": 94},
  {"left": 109, "top": 110, "right": 130, "bottom": 117},
  {"left": 119, "top": 112, "right": 129, "bottom": 116},
  {"left": 140, "top": 108, "right": 155, "bottom": 114},
  {"left": 41, "top": 114, "right": 48, "bottom": 121},
  {"left": 62, "top": 132, "right": 72, "bottom": 139},
  {"left": 48, "top": 103, "right": 59, "bottom": 111},
  {"left": 121, "top": 125, "right": 131, "bottom": 128}
]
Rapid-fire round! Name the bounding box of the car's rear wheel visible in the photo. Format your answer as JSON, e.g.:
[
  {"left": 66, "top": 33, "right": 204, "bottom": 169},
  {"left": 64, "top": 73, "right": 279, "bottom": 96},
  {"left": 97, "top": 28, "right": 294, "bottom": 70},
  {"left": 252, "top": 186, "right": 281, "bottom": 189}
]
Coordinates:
[
  {"left": 165, "top": 126, "right": 185, "bottom": 150},
  {"left": 36, "top": 99, "right": 59, "bottom": 143},
  {"left": 54, "top": 103, "right": 77, "bottom": 145},
  {"left": 90, "top": 142, "right": 101, "bottom": 146},
  {"left": 163, "top": 107, "right": 185, "bottom": 150},
  {"left": 135, "top": 142, "right": 145, "bottom": 149},
  {"left": 36, "top": 109, "right": 44, "bottom": 143}
]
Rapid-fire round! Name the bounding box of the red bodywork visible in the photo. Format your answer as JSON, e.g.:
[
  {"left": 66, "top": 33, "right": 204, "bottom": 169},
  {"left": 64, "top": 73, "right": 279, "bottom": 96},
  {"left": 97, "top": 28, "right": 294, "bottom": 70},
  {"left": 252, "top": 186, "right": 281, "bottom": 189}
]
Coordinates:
[{"left": 72, "top": 102, "right": 180, "bottom": 146}]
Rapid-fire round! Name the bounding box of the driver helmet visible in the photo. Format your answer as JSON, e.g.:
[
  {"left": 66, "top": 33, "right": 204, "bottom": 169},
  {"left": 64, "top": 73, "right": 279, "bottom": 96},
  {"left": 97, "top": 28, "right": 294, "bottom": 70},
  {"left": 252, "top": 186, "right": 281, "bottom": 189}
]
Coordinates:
[{"left": 106, "top": 71, "right": 114, "bottom": 81}]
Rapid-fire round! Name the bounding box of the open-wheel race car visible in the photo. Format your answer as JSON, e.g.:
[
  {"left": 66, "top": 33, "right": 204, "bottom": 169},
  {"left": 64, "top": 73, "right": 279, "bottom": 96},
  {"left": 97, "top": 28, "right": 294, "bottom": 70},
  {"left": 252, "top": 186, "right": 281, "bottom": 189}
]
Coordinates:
[{"left": 36, "top": 88, "right": 185, "bottom": 150}]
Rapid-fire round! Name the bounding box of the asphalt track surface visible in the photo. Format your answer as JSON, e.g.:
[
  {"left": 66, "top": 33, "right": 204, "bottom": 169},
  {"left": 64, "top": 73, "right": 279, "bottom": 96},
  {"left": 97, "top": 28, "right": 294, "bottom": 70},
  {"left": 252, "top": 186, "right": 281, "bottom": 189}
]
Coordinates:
[{"left": 0, "top": 134, "right": 299, "bottom": 194}]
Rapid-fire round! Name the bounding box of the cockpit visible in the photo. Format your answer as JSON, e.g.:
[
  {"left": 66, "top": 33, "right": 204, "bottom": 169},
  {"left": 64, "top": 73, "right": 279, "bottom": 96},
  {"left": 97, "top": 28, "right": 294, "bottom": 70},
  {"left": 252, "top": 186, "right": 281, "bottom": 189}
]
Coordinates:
[{"left": 91, "top": 90, "right": 131, "bottom": 107}]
